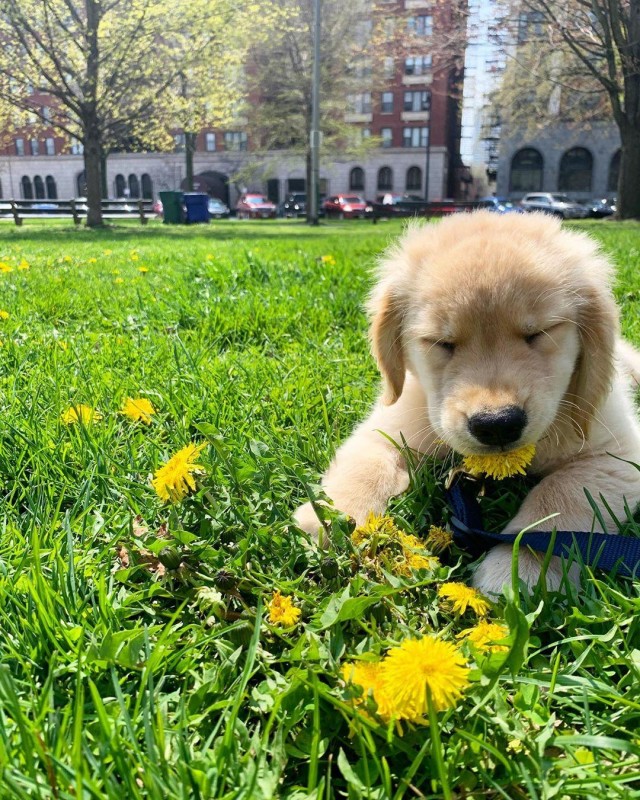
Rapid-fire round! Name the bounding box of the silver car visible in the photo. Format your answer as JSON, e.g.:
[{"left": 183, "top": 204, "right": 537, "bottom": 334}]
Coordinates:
[{"left": 519, "top": 193, "right": 587, "bottom": 219}]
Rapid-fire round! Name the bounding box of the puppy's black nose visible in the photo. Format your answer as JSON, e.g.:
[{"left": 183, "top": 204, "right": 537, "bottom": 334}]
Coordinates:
[{"left": 467, "top": 406, "right": 527, "bottom": 447}]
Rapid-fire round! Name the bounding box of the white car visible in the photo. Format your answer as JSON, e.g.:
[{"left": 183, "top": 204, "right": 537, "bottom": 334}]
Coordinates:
[{"left": 519, "top": 193, "right": 587, "bottom": 219}]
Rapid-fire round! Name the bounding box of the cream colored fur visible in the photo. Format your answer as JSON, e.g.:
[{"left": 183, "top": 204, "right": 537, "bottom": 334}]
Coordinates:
[{"left": 294, "top": 212, "right": 640, "bottom": 595}]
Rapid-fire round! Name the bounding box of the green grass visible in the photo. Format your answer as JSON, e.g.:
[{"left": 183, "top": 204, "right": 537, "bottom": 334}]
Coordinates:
[{"left": 0, "top": 217, "right": 639, "bottom": 799}]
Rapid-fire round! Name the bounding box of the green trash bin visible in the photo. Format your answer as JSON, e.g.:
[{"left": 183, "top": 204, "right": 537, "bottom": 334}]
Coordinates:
[{"left": 160, "top": 191, "right": 185, "bottom": 224}]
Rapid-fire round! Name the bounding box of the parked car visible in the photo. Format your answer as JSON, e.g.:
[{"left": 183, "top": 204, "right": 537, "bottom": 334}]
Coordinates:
[
  {"left": 280, "top": 193, "right": 307, "bottom": 217},
  {"left": 236, "top": 193, "right": 277, "bottom": 219},
  {"left": 322, "top": 194, "right": 373, "bottom": 219},
  {"left": 519, "top": 193, "right": 587, "bottom": 219},
  {"left": 207, "top": 197, "right": 230, "bottom": 218},
  {"left": 476, "top": 196, "right": 524, "bottom": 214},
  {"left": 584, "top": 196, "right": 616, "bottom": 218}
]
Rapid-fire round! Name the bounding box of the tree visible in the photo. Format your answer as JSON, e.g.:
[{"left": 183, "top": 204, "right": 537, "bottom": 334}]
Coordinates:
[
  {"left": 0, "top": 0, "right": 247, "bottom": 226},
  {"left": 497, "top": 0, "right": 640, "bottom": 219}
]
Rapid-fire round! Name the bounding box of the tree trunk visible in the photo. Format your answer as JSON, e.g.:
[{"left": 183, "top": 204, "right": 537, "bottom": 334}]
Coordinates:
[
  {"left": 616, "top": 123, "right": 640, "bottom": 220},
  {"left": 100, "top": 149, "right": 108, "bottom": 199},
  {"left": 185, "top": 132, "right": 197, "bottom": 192},
  {"left": 84, "top": 116, "right": 104, "bottom": 227}
]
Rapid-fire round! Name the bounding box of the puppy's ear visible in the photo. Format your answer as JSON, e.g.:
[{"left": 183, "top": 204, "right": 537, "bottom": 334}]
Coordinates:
[
  {"left": 369, "top": 286, "right": 405, "bottom": 404},
  {"left": 566, "top": 284, "right": 618, "bottom": 437}
]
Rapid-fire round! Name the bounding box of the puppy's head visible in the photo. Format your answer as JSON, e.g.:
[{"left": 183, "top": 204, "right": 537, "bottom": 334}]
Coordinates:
[{"left": 370, "top": 212, "right": 618, "bottom": 454}]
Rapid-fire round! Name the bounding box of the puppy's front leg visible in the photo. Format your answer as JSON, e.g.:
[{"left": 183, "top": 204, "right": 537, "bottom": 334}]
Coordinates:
[
  {"left": 472, "top": 455, "right": 640, "bottom": 595},
  {"left": 294, "top": 373, "right": 438, "bottom": 539}
]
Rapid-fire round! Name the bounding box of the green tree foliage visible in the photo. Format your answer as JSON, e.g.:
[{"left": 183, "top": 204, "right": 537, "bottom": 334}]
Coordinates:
[{"left": 0, "top": 0, "right": 253, "bottom": 226}]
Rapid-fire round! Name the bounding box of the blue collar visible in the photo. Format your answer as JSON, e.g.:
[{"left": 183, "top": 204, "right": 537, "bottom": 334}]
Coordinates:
[{"left": 445, "top": 472, "right": 640, "bottom": 578}]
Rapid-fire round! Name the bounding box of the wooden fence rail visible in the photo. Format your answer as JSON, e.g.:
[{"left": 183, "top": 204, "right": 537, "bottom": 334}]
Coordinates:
[{"left": 0, "top": 198, "right": 155, "bottom": 226}]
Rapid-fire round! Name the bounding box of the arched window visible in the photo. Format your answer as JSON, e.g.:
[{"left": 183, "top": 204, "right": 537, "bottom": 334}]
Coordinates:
[
  {"left": 33, "top": 175, "right": 45, "bottom": 199},
  {"left": 128, "top": 174, "right": 140, "bottom": 198},
  {"left": 377, "top": 166, "right": 393, "bottom": 191},
  {"left": 45, "top": 175, "right": 57, "bottom": 199},
  {"left": 21, "top": 176, "right": 33, "bottom": 200},
  {"left": 141, "top": 173, "right": 153, "bottom": 199},
  {"left": 406, "top": 166, "right": 422, "bottom": 192},
  {"left": 0, "top": 178, "right": 3, "bottom": 199},
  {"left": 558, "top": 147, "right": 593, "bottom": 193},
  {"left": 509, "top": 148, "right": 543, "bottom": 192},
  {"left": 349, "top": 166, "right": 365, "bottom": 192},
  {"left": 115, "top": 174, "right": 126, "bottom": 197},
  {"left": 608, "top": 149, "right": 621, "bottom": 194},
  {"left": 76, "top": 171, "right": 87, "bottom": 197}
]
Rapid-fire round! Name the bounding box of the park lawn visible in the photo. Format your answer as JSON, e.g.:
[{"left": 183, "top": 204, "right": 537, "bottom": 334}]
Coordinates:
[{"left": 0, "top": 217, "right": 638, "bottom": 798}]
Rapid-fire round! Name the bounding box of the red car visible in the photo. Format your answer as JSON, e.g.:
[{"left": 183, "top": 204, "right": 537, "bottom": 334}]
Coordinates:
[
  {"left": 236, "top": 193, "right": 277, "bottom": 219},
  {"left": 322, "top": 194, "right": 373, "bottom": 219}
]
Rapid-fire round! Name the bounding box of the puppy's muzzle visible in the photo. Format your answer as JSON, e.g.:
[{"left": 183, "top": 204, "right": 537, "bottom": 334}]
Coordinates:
[{"left": 467, "top": 406, "right": 527, "bottom": 447}]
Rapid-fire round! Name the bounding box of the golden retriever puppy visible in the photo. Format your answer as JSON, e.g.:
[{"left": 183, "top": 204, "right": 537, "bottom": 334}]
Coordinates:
[{"left": 295, "top": 212, "right": 640, "bottom": 594}]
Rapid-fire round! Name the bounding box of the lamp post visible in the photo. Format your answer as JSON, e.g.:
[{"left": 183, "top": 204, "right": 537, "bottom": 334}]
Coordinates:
[
  {"left": 309, "top": 0, "right": 321, "bottom": 225},
  {"left": 424, "top": 126, "right": 430, "bottom": 202}
]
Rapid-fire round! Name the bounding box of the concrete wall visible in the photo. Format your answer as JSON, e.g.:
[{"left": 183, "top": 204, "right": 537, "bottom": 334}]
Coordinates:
[
  {"left": 497, "top": 122, "right": 621, "bottom": 199},
  {"left": 0, "top": 146, "right": 450, "bottom": 206}
]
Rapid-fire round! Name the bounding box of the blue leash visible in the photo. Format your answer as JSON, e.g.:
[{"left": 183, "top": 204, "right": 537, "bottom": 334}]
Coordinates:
[{"left": 444, "top": 473, "right": 640, "bottom": 578}]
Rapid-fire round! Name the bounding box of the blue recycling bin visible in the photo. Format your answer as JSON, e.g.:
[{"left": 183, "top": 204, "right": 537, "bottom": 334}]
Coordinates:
[{"left": 183, "top": 193, "right": 210, "bottom": 224}]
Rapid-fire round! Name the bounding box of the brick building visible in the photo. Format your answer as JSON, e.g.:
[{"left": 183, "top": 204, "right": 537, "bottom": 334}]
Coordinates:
[{"left": 0, "top": 0, "right": 466, "bottom": 207}]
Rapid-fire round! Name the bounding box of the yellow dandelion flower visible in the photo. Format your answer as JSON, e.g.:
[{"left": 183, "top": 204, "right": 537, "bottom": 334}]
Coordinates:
[
  {"left": 379, "top": 636, "right": 470, "bottom": 720},
  {"left": 425, "top": 525, "right": 454, "bottom": 554},
  {"left": 320, "top": 255, "right": 336, "bottom": 265},
  {"left": 457, "top": 620, "right": 509, "bottom": 652},
  {"left": 103, "top": 249, "right": 113, "bottom": 256},
  {"left": 151, "top": 442, "right": 206, "bottom": 502},
  {"left": 267, "top": 590, "right": 301, "bottom": 626},
  {"left": 438, "top": 582, "right": 491, "bottom": 616},
  {"left": 114, "top": 277, "right": 124, "bottom": 284},
  {"left": 0, "top": 262, "right": 13, "bottom": 273},
  {"left": 63, "top": 255, "right": 72, "bottom": 263},
  {"left": 87, "top": 258, "right": 97, "bottom": 264},
  {"left": 121, "top": 397, "right": 156, "bottom": 424},
  {"left": 18, "top": 259, "right": 29, "bottom": 270},
  {"left": 0, "top": 310, "right": 9, "bottom": 320},
  {"left": 138, "top": 266, "right": 149, "bottom": 273},
  {"left": 130, "top": 250, "right": 139, "bottom": 261},
  {"left": 342, "top": 660, "right": 395, "bottom": 720},
  {"left": 462, "top": 444, "right": 536, "bottom": 480},
  {"left": 61, "top": 404, "right": 103, "bottom": 425},
  {"left": 58, "top": 341, "right": 68, "bottom": 351}
]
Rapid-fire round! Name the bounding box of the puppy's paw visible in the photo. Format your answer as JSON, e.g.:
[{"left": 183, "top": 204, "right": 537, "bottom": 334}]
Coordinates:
[
  {"left": 471, "top": 545, "right": 578, "bottom": 596},
  {"left": 293, "top": 501, "right": 328, "bottom": 546}
]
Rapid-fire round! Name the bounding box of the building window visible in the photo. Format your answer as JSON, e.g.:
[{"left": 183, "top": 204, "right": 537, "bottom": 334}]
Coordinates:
[
  {"left": 41, "top": 106, "right": 52, "bottom": 122},
  {"left": 380, "top": 128, "right": 393, "bottom": 148},
  {"left": 205, "top": 132, "right": 216, "bottom": 152},
  {"left": 21, "top": 176, "right": 33, "bottom": 200},
  {"left": 404, "top": 55, "right": 432, "bottom": 75},
  {"left": 33, "top": 175, "right": 45, "bottom": 199},
  {"left": 350, "top": 166, "right": 365, "bottom": 192},
  {"left": 558, "top": 147, "right": 593, "bottom": 193},
  {"left": 350, "top": 92, "right": 372, "bottom": 114},
  {"left": 407, "top": 15, "right": 433, "bottom": 36},
  {"left": 383, "top": 57, "right": 394, "bottom": 79},
  {"left": 70, "top": 138, "right": 83, "bottom": 155},
  {"left": 45, "top": 137, "right": 55, "bottom": 155},
  {"left": 406, "top": 166, "right": 422, "bottom": 191},
  {"left": 381, "top": 92, "right": 394, "bottom": 113},
  {"left": 402, "top": 127, "right": 429, "bottom": 148},
  {"left": 362, "top": 128, "right": 371, "bottom": 139},
  {"left": 115, "top": 174, "right": 126, "bottom": 197},
  {"left": 377, "top": 166, "right": 393, "bottom": 191},
  {"left": 403, "top": 91, "right": 431, "bottom": 112},
  {"left": 224, "top": 131, "right": 248, "bottom": 151},
  {"left": 608, "top": 149, "right": 620, "bottom": 193},
  {"left": 128, "top": 174, "right": 140, "bottom": 198},
  {"left": 173, "top": 133, "right": 185, "bottom": 152},
  {"left": 141, "top": 173, "right": 153, "bottom": 199},
  {"left": 46, "top": 175, "right": 57, "bottom": 199},
  {"left": 509, "top": 147, "right": 543, "bottom": 192},
  {"left": 30, "top": 139, "right": 39, "bottom": 156},
  {"left": 15, "top": 138, "right": 25, "bottom": 156}
]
